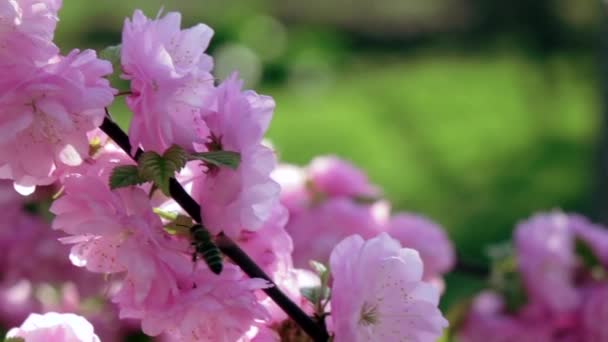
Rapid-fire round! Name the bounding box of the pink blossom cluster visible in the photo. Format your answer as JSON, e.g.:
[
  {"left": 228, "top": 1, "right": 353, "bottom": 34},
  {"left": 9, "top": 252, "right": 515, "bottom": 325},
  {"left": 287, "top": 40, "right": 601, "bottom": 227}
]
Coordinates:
[
  {"left": 51, "top": 139, "right": 271, "bottom": 341},
  {"left": 0, "top": 0, "right": 115, "bottom": 193},
  {"left": 1, "top": 2, "right": 452, "bottom": 341},
  {"left": 459, "top": 211, "right": 608, "bottom": 341},
  {"left": 0, "top": 181, "right": 129, "bottom": 341},
  {"left": 272, "top": 155, "right": 455, "bottom": 284},
  {"left": 122, "top": 10, "right": 279, "bottom": 237}
]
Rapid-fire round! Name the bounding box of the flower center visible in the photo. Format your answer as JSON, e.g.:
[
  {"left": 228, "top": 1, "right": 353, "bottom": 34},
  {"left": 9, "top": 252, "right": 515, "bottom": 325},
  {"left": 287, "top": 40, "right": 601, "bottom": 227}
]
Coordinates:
[{"left": 359, "top": 301, "right": 379, "bottom": 327}]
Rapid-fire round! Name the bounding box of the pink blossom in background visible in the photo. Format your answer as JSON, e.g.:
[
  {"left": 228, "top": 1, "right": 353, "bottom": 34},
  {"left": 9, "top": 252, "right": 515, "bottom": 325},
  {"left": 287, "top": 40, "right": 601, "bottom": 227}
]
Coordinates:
[
  {"left": 237, "top": 204, "right": 303, "bottom": 323},
  {"left": 192, "top": 74, "right": 280, "bottom": 237},
  {"left": 581, "top": 285, "right": 608, "bottom": 341},
  {"left": 515, "top": 212, "right": 580, "bottom": 314},
  {"left": 570, "top": 215, "right": 608, "bottom": 268},
  {"left": 121, "top": 9, "right": 215, "bottom": 153},
  {"left": 329, "top": 233, "right": 448, "bottom": 342},
  {"left": 459, "top": 212, "right": 608, "bottom": 341},
  {"left": 6, "top": 312, "right": 100, "bottom": 342},
  {"left": 273, "top": 156, "right": 390, "bottom": 268},
  {"left": 0, "top": 49, "right": 114, "bottom": 190},
  {"left": 385, "top": 213, "right": 455, "bottom": 280},
  {"left": 308, "top": 155, "right": 379, "bottom": 198},
  {"left": 237, "top": 204, "right": 292, "bottom": 276},
  {"left": 286, "top": 198, "right": 388, "bottom": 268},
  {"left": 272, "top": 155, "right": 380, "bottom": 215},
  {"left": 0, "top": 0, "right": 61, "bottom": 67},
  {"left": 459, "top": 291, "right": 554, "bottom": 342},
  {"left": 270, "top": 164, "right": 308, "bottom": 215}
]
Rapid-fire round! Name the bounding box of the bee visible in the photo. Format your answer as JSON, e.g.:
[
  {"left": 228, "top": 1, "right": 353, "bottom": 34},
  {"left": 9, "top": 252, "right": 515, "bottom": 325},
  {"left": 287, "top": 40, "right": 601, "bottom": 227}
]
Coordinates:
[{"left": 190, "top": 224, "right": 223, "bottom": 274}]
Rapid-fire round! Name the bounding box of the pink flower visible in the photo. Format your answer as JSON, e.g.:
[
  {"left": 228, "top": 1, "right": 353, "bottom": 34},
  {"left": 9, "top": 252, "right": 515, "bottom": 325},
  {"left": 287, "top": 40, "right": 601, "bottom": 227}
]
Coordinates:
[
  {"left": 0, "top": 49, "right": 114, "bottom": 189},
  {"left": 50, "top": 173, "right": 164, "bottom": 274},
  {"left": 515, "top": 212, "right": 580, "bottom": 313},
  {"left": 308, "top": 155, "right": 378, "bottom": 198},
  {"left": 384, "top": 213, "right": 455, "bottom": 280},
  {"left": 6, "top": 312, "right": 100, "bottom": 342},
  {"left": 581, "top": 285, "right": 608, "bottom": 341},
  {"left": 272, "top": 157, "right": 389, "bottom": 268},
  {"left": 270, "top": 164, "right": 308, "bottom": 214},
  {"left": 236, "top": 204, "right": 308, "bottom": 323},
  {"left": 192, "top": 74, "right": 280, "bottom": 237},
  {"left": 0, "top": 0, "right": 61, "bottom": 67},
  {"left": 459, "top": 291, "right": 554, "bottom": 342},
  {"left": 52, "top": 154, "right": 271, "bottom": 340},
  {"left": 237, "top": 204, "right": 292, "bottom": 276},
  {"left": 286, "top": 198, "right": 388, "bottom": 268},
  {"left": 121, "top": 9, "right": 215, "bottom": 153},
  {"left": 272, "top": 156, "right": 379, "bottom": 215},
  {"left": 239, "top": 325, "right": 280, "bottom": 342},
  {"left": 134, "top": 264, "right": 270, "bottom": 342},
  {"left": 329, "top": 233, "right": 448, "bottom": 342}
]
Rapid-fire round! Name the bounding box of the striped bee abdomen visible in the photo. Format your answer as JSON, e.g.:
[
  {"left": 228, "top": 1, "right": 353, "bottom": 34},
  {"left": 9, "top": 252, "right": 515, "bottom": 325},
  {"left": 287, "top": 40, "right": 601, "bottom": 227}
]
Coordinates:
[{"left": 190, "top": 224, "right": 223, "bottom": 274}]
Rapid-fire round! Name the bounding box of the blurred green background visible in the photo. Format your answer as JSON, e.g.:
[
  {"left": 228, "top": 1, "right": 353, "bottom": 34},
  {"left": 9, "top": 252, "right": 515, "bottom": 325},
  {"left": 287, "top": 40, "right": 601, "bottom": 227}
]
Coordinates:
[{"left": 55, "top": 0, "right": 604, "bottom": 338}]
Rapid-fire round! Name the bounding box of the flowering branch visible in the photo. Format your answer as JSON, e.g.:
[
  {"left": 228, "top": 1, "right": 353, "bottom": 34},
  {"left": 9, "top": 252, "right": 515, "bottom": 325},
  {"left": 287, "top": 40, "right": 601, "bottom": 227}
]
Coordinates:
[{"left": 99, "top": 116, "right": 330, "bottom": 342}]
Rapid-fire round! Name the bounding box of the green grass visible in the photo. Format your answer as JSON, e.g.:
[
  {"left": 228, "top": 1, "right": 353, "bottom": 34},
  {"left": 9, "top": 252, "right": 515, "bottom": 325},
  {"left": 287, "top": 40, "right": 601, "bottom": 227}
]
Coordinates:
[{"left": 266, "top": 50, "right": 598, "bottom": 259}]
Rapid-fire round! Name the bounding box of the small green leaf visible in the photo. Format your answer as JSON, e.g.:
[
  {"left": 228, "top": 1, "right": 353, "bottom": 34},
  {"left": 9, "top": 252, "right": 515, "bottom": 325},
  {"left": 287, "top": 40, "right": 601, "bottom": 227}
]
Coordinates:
[
  {"left": 163, "top": 145, "right": 189, "bottom": 171},
  {"left": 309, "top": 260, "right": 327, "bottom": 276},
  {"left": 576, "top": 238, "right": 602, "bottom": 270},
  {"left": 300, "top": 286, "right": 329, "bottom": 305},
  {"left": 109, "top": 165, "right": 147, "bottom": 190},
  {"left": 352, "top": 195, "right": 378, "bottom": 205},
  {"left": 165, "top": 214, "right": 194, "bottom": 235},
  {"left": 575, "top": 238, "right": 607, "bottom": 280},
  {"left": 4, "top": 337, "right": 25, "bottom": 342},
  {"left": 153, "top": 208, "right": 178, "bottom": 221},
  {"left": 190, "top": 151, "right": 241, "bottom": 170},
  {"left": 99, "top": 44, "right": 121, "bottom": 65},
  {"left": 487, "top": 244, "right": 527, "bottom": 313},
  {"left": 137, "top": 146, "right": 189, "bottom": 196},
  {"left": 138, "top": 152, "right": 172, "bottom": 195},
  {"left": 99, "top": 44, "right": 126, "bottom": 90}
]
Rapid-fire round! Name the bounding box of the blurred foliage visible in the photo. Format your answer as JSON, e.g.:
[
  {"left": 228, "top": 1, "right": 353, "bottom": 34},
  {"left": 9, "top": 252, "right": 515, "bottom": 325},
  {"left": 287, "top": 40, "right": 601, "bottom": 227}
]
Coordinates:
[{"left": 55, "top": 1, "right": 603, "bottom": 340}]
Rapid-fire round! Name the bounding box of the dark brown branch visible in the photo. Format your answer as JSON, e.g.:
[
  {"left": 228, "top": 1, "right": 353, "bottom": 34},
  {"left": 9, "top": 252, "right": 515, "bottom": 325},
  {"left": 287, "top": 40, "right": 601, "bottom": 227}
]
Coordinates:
[{"left": 100, "top": 116, "right": 329, "bottom": 342}]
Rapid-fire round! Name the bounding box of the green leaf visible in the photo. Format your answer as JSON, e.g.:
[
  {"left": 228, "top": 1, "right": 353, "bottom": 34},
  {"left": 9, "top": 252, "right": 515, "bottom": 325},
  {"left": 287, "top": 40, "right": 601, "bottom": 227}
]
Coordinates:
[
  {"left": 137, "top": 146, "right": 189, "bottom": 196},
  {"left": 163, "top": 145, "right": 189, "bottom": 171},
  {"left": 575, "top": 238, "right": 607, "bottom": 280},
  {"left": 352, "top": 195, "right": 378, "bottom": 205},
  {"left": 309, "top": 260, "right": 327, "bottom": 276},
  {"left": 165, "top": 214, "right": 194, "bottom": 235},
  {"left": 576, "top": 238, "right": 602, "bottom": 269},
  {"left": 153, "top": 208, "right": 178, "bottom": 221},
  {"left": 487, "top": 245, "right": 527, "bottom": 313},
  {"left": 99, "top": 44, "right": 121, "bottom": 65},
  {"left": 300, "top": 286, "right": 329, "bottom": 305},
  {"left": 190, "top": 151, "right": 241, "bottom": 170},
  {"left": 98, "top": 44, "right": 125, "bottom": 90},
  {"left": 109, "top": 165, "right": 147, "bottom": 190}
]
